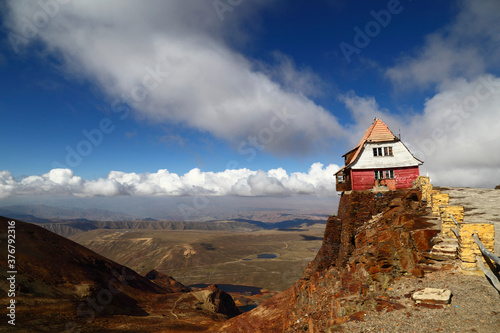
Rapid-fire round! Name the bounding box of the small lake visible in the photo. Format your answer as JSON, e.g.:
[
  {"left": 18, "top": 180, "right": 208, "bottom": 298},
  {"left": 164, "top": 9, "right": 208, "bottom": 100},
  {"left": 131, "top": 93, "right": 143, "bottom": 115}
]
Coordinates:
[
  {"left": 257, "top": 253, "right": 277, "bottom": 259},
  {"left": 188, "top": 284, "right": 263, "bottom": 295},
  {"left": 239, "top": 304, "right": 258, "bottom": 312}
]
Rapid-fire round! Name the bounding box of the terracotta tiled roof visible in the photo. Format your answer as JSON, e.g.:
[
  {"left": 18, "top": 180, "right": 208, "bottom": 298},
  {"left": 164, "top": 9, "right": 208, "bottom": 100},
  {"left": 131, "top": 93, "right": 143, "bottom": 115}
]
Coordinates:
[
  {"left": 358, "top": 118, "right": 398, "bottom": 145},
  {"left": 343, "top": 118, "right": 398, "bottom": 169}
]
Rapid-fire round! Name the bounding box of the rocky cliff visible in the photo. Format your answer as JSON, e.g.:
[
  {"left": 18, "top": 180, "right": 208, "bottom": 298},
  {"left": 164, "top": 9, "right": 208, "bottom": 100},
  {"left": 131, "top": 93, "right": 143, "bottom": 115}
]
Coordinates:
[{"left": 221, "top": 188, "right": 440, "bottom": 332}]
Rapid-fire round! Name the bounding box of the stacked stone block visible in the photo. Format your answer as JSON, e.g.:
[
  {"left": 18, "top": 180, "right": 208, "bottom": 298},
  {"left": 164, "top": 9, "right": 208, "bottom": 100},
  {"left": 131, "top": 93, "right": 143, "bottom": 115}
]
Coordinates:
[
  {"left": 418, "top": 180, "right": 496, "bottom": 273},
  {"left": 426, "top": 189, "right": 439, "bottom": 207},
  {"left": 457, "top": 223, "right": 495, "bottom": 270},
  {"left": 431, "top": 193, "right": 449, "bottom": 216},
  {"left": 413, "top": 176, "right": 430, "bottom": 188},
  {"left": 439, "top": 206, "right": 464, "bottom": 239},
  {"left": 421, "top": 184, "right": 433, "bottom": 203}
]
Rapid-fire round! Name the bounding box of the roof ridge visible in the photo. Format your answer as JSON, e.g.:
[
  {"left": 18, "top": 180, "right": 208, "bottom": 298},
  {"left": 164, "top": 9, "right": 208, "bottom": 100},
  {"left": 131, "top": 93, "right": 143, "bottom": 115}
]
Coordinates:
[{"left": 343, "top": 118, "right": 398, "bottom": 168}]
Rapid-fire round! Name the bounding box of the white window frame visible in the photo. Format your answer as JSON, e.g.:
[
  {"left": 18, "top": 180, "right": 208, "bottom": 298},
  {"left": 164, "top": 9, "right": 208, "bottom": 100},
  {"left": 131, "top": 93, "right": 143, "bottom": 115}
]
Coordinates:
[{"left": 373, "top": 146, "right": 393, "bottom": 157}]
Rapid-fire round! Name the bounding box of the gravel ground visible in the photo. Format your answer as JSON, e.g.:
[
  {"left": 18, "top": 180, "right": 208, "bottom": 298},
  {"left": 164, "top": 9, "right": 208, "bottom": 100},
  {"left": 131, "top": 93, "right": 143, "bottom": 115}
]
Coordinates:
[{"left": 342, "top": 263, "right": 500, "bottom": 333}]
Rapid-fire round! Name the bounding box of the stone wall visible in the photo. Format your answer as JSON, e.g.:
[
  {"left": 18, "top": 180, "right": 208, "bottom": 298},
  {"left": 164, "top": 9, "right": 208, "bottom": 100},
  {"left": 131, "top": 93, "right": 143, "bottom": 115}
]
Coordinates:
[
  {"left": 413, "top": 176, "right": 496, "bottom": 272},
  {"left": 458, "top": 223, "right": 496, "bottom": 270},
  {"left": 440, "top": 206, "right": 464, "bottom": 239}
]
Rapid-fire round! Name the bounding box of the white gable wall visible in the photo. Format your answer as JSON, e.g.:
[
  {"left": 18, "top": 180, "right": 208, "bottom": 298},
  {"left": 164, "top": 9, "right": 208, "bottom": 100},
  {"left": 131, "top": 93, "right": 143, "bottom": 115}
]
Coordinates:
[{"left": 352, "top": 141, "right": 421, "bottom": 169}]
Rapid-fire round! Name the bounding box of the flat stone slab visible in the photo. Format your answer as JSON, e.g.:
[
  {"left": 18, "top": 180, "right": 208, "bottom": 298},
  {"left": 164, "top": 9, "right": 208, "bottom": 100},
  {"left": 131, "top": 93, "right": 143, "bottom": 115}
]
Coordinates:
[
  {"left": 432, "top": 243, "right": 458, "bottom": 254},
  {"left": 412, "top": 288, "right": 452, "bottom": 305}
]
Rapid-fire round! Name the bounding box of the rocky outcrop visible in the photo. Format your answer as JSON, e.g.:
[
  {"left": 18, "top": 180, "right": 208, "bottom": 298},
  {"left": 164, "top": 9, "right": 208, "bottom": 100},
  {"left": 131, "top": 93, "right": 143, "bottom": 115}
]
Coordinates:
[
  {"left": 220, "top": 189, "right": 440, "bottom": 332},
  {"left": 191, "top": 284, "right": 242, "bottom": 318},
  {"left": 144, "top": 269, "right": 190, "bottom": 292}
]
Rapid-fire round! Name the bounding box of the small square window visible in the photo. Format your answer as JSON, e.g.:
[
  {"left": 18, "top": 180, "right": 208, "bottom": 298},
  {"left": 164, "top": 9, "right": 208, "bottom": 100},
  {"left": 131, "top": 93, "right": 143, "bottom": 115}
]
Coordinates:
[
  {"left": 385, "top": 170, "right": 394, "bottom": 179},
  {"left": 373, "top": 148, "right": 382, "bottom": 157},
  {"left": 338, "top": 175, "right": 344, "bottom": 183}
]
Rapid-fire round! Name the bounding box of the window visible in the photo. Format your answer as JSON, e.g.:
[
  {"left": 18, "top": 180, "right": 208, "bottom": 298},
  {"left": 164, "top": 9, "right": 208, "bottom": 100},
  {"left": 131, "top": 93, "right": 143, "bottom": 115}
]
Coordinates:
[
  {"left": 373, "top": 148, "right": 382, "bottom": 156},
  {"left": 375, "top": 170, "right": 394, "bottom": 180},
  {"left": 373, "top": 146, "right": 393, "bottom": 157},
  {"left": 337, "top": 175, "right": 344, "bottom": 183}
]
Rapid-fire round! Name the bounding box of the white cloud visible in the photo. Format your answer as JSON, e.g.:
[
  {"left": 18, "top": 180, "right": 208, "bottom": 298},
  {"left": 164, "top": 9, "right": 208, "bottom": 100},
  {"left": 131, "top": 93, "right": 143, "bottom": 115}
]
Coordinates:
[
  {"left": 0, "top": 163, "right": 341, "bottom": 199},
  {"left": 5, "top": 0, "right": 345, "bottom": 155},
  {"left": 0, "top": 171, "right": 16, "bottom": 199},
  {"left": 386, "top": 0, "right": 500, "bottom": 90}
]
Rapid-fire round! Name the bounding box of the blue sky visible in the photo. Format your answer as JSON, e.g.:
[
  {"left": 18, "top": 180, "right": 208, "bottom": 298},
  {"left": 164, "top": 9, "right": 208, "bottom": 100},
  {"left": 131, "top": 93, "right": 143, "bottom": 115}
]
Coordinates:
[{"left": 1, "top": 0, "right": 500, "bottom": 216}]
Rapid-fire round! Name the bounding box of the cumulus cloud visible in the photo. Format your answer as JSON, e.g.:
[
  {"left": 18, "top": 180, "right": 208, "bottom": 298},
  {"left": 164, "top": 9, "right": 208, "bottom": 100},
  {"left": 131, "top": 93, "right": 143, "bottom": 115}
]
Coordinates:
[
  {"left": 342, "top": 74, "right": 500, "bottom": 188},
  {"left": 0, "top": 163, "right": 341, "bottom": 199},
  {"left": 386, "top": 0, "right": 500, "bottom": 89},
  {"left": 4, "top": 0, "right": 345, "bottom": 155}
]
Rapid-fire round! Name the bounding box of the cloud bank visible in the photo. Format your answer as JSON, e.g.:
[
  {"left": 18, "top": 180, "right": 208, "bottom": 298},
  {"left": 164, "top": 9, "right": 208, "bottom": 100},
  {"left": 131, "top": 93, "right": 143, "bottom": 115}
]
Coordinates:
[
  {"left": 4, "top": 0, "right": 345, "bottom": 155},
  {"left": 3, "top": 0, "right": 500, "bottom": 192},
  {"left": 0, "top": 163, "right": 340, "bottom": 199}
]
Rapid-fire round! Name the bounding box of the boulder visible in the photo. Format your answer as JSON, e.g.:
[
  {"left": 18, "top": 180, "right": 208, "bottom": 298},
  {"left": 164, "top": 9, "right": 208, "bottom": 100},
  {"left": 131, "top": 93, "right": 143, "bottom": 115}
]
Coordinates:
[
  {"left": 144, "top": 269, "right": 190, "bottom": 293},
  {"left": 192, "top": 284, "right": 242, "bottom": 318}
]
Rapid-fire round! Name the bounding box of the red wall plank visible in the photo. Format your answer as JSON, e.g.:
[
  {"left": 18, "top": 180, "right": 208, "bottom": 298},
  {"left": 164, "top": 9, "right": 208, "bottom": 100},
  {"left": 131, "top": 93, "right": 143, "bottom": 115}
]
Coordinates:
[
  {"left": 351, "top": 169, "right": 375, "bottom": 191},
  {"left": 351, "top": 166, "right": 420, "bottom": 191},
  {"left": 394, "top": 166, "right": 420, "bottom": 189}
]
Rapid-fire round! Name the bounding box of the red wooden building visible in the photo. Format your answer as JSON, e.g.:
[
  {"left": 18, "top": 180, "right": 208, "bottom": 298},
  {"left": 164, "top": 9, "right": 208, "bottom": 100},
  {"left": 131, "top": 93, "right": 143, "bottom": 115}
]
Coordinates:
[{"left": 335, "top": 118, "right": 423, "bottom": 191}]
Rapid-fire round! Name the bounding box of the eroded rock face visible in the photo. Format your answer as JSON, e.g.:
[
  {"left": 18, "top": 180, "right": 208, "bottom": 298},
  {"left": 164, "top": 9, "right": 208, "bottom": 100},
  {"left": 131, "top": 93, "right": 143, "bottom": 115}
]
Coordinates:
[
  {"left": 282, "top": 190, "right": 440, "bottom": 331},
  {"left": 220, "top": 189, "right": 440, "bottom": 332}
]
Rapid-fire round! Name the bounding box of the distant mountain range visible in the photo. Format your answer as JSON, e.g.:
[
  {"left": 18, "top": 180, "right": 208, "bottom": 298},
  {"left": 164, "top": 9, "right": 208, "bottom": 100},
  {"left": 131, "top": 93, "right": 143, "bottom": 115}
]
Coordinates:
[{"left": 0, "top": 204, "right": 137, "bottom": 222}]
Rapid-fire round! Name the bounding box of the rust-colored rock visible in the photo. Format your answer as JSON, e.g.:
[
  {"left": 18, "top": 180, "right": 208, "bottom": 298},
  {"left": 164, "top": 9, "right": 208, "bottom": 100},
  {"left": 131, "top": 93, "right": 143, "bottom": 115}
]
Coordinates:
[
  {"left": 412, "top": 229, "right": 439, "bottom": 253},
  {"left": 411, "top": 268, "right": 424, "bottom": 278}
]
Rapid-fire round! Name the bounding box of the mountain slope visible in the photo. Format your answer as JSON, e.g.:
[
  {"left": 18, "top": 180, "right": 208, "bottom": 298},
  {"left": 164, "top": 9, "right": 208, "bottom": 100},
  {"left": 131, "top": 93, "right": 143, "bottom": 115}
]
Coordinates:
[{"left": 0, "top": 216, "right": 232, "bottom": 331}]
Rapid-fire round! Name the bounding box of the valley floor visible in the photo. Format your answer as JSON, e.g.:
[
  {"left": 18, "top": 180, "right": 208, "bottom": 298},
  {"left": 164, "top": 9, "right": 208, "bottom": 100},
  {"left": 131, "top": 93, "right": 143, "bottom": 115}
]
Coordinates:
[{"left": 70, "top": 223, "right": 327, "bottom": 292}]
